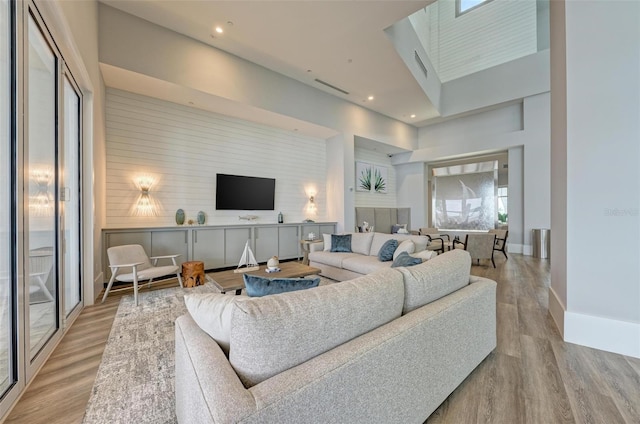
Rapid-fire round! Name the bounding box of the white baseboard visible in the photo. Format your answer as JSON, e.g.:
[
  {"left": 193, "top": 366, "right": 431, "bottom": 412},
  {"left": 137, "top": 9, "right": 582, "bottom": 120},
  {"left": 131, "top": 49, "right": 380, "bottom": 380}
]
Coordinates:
[
  {"left": 91, "top": 272, "right": 104, "bottom": 306},
  {"left": 548, "top": 287, "right": 565, "bottom": 337},
  {"left": 507, "top": 243, "right": 533, "bottom": 255},
  {"left": 564, "top": 310, "right": 640, "bottom": 358}
]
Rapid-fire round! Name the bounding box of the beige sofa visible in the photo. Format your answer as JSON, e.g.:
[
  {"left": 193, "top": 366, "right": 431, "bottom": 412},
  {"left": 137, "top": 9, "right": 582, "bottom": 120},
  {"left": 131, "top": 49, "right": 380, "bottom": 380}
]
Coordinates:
[
  {"left": 308, "top": 231, "right": 433, "bottom": 281},
  {"left": 175, "top": 250, "right": 497, "bottom": 423}
]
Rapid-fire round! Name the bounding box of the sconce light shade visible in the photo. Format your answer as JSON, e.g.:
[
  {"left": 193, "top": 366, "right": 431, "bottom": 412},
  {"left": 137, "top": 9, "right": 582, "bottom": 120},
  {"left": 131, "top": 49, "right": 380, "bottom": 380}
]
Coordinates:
[
  {"left": 133, "top": 175, "right": 158, "bottom": 217},
  {"left": 309, "top": 195, "right": 315, "bottom": 203}
]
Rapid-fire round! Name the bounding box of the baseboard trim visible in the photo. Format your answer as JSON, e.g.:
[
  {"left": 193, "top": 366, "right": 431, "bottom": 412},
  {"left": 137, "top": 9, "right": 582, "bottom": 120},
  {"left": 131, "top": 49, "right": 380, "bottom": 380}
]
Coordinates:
[
  {"left": 507, "top": 243, "right": 533, "bottom": 255},
  {"left": 548, "top": 287, "right": 565, "bottom": 337},
  {"left": 564, "top": 310, "right": 640, "bottom": 358},
  {"left": 92, "top": 272, "right": 104, "bottom": 306}
]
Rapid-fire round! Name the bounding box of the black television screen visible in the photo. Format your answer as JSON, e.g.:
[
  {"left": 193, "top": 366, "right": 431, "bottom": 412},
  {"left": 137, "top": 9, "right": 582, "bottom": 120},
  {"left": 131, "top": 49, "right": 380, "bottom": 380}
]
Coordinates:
[{"left": 216, "top": 174, "right": 276, "bottom": 210}]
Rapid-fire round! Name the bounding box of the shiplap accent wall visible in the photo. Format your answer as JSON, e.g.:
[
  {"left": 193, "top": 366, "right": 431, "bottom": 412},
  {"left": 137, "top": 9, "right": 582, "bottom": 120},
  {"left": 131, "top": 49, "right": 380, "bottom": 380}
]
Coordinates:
[
  {"left": 354, "top": 148, "right": 396, "bottom": 208},
  {"left": 411, "top": 0, "right": 538, "bottom": 82},
  {"left": 105, "top": 89, "right": 327, "bottom": 228}
]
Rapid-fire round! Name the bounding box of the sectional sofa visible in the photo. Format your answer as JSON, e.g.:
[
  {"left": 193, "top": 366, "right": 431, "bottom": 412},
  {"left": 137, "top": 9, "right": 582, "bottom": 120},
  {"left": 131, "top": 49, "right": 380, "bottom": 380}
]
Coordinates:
[
  {"left": 175, "top": 249, "right": 497, "bottom": 423},
  {"left": 308, "top": 231, "right": 434, "bottom": 281}
]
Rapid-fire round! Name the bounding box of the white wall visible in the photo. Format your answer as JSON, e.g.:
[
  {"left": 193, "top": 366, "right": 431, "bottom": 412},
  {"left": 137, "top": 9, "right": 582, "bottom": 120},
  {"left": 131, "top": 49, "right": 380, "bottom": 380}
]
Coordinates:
[
  {"left": 550, "top": 0, "right": 640, "bottom": 358},
  {"left": 105, "top": 89, "right": 327, "bottom": 227},
  {"left": 394, "top": 94, "right": 550, "bottom": 254},
  {"left": 410, "top": 0, "right": 538, "bottom": 82},
  {"left": 396, "top": 162, "right": 427, "bottom": 230}
]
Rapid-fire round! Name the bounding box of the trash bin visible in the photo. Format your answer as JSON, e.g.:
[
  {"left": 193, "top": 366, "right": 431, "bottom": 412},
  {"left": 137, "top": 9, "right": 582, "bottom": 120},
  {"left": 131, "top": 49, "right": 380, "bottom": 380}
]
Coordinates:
[{"left": 532, "top": 229, "right": 550, "bottom": 259}]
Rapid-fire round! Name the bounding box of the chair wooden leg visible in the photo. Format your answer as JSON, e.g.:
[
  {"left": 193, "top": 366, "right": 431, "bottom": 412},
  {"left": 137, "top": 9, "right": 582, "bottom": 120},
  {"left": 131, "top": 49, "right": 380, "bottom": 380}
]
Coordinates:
[
  {"left": 491, "top": 252, "right": 496, "bottom": 268},
  {"left": 502, "top": 249, "right": 508, "bottom": 260},
  {"left": 101, "top": 268, "right": 118, "bottom": 303}
]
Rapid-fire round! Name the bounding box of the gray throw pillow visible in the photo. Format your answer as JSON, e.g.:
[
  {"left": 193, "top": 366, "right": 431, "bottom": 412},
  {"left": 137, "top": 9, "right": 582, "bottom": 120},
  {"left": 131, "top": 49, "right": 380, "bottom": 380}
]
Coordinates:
[
  {"left": 378, "top": 239, "right": 398, "bottom": 261},
  {"left": 391, "top": 251, "right": 423, "bottom": 268},
  {"left": 330, "top": 234, "right": 352, "bottom": 252},
  {"left": 243, "top": 274, "right": 320, "bottom": 297}
]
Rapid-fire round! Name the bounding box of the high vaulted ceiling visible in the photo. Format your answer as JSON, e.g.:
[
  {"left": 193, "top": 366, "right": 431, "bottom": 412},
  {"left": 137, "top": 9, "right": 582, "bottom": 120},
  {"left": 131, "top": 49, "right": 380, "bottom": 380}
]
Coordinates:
[{"left": 99, "top": 0, "right": 439, "bottom": 126}]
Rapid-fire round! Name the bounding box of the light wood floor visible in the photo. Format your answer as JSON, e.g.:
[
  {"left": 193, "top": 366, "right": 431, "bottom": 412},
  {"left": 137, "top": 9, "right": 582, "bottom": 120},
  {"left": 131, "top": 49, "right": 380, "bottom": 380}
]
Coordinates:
[{"left": 4, "top": 255, "right": 640, "bottom": 423}]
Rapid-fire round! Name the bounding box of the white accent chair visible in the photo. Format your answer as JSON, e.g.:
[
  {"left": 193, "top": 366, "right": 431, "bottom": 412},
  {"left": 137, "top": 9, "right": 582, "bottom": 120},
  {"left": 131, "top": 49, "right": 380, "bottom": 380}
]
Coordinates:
[
  {"left": 102, "top": 244, "right": 183, "bottom": 306},
  {"left": 418, "top": 227, "right": 451, "bottom": 255},
  {"left": 453, "top": 233, "right": 497, "bottom": 268}
]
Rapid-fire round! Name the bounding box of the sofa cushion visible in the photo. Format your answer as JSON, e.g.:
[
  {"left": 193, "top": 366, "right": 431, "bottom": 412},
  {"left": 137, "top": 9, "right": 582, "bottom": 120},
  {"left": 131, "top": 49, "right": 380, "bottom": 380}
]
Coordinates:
[
  {"left": 331, "top": 234, "right": 352, "bottom": 252},
  {"left": 397, "top": 249, "right": 472, "bottom": 314},
  {"left": 184, "top": 293, "right": 241, "bottom": 356},
  {"left": 393, "top": 239, "right": 415, "bottom": 260},
  {"left": 391, "top": 251, "right": 422, "bottom": 268},
  {"left": 322, "top": 233, "right": 332, "bottom": 251},
  {"left": 349, "top": 232, "right": 374, "bottom": 255},
  {"left": 342, "top": 255, "right": 393, "bottom": 275},
  {"left": 243, "top": 274, "right": 320, "bottom": 297},
  {"left": 308, "top": 250, "right": 359, "bottom": 268},
  {"left": 229, "top": 268, "right": 404, "bottom": 387},
  {"left": 378, "top": 239, "right": 398, "bottom": 261}
]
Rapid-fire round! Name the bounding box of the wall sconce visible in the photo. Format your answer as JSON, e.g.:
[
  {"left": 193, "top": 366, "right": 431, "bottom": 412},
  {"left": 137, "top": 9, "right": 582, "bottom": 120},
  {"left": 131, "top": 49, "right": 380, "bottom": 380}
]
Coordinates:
[
  {"left": 29, "top": 167, "right": 53, "bottom": 216},
  {"left": 306, "top": 194, "right": 317, "bottom": 216},
  {"left": 133, "top": 175, "right": 158, "bottom": 217}
]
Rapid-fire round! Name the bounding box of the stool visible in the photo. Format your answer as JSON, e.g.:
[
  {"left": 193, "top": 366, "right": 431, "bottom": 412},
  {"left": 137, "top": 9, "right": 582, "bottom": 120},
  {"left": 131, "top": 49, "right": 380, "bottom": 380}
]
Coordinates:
[{"left": 182, "top": 261, "right": 205, "bottom": 288}]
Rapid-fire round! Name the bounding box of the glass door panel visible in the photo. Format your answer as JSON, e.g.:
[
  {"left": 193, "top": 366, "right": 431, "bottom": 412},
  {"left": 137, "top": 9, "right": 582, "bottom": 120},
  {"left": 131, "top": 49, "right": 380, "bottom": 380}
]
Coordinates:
[
  {"left": 62, "top": 76, "right": 81, "bottom": 316},
  {"left": 0, "top": 0, "right": 14, "bottom": 395},
  {"left": 27, "top": 14, "right": 58, "bottom": 359}
]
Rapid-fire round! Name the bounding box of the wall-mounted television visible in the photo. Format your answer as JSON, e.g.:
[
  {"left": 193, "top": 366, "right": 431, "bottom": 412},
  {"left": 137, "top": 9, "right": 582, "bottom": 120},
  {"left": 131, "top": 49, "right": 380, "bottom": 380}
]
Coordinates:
[{"left": 216, "top": 174, "right": 276, "bottom": 210}]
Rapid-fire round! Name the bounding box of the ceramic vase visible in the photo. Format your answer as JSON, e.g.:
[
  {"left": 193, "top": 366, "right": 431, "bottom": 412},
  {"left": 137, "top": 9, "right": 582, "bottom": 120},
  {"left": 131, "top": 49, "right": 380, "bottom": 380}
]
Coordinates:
[
  {"left": 197, "top": 211, "right": 206, "bottom": 225},
  {"left": 175, "top": 209, "right": 185, "bottom": 225}
]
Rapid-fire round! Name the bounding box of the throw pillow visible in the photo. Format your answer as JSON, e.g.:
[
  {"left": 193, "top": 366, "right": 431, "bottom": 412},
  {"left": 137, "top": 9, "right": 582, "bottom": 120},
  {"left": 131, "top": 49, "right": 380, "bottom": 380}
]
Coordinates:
[
  {"left": 243, "top": 274, "right": 320, "bottom": 297},
  {"left": 184, "top": 293, "right": 240, "bottom": 356},
  {"left": 391, "top": 251, "right": 423, "bottom": 268},
  {"left": 410, "top": 250, "right": 437, "bottom": 261},
  {"left": 393, "top": 239, "right": 415, "bottom": 260},
  {"left": 378, "top": 239, "right": 398, "bottom": 261},
  {"left": 331, "top": 234, "right": 352, "bottom": 253},
  {"left": 322, "top": 233, "right": 332, "bottom": 251},
  {"left": 391, "top": 224, "right": 406, "bottom": 234}
]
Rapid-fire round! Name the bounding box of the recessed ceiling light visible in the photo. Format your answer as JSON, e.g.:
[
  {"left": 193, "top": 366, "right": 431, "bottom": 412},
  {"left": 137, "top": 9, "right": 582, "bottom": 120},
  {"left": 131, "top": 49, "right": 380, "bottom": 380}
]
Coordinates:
[
  {"left": 410, "top": 114, "right": 416, "bottom": 118},
  {"left": 215, "top": 26, "right": 224, "bottom": 34},
  {"left": 367, "top": 95, "right": 374, "bottom": 101}
]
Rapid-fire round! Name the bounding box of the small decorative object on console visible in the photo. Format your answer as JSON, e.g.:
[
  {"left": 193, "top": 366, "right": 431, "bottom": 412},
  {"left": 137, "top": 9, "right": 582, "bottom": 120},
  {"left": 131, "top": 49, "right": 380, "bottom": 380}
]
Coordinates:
[
  {"left": 197, "top": 211, "right": 206, "bottom": 225},
  {"left": 175, "top": 209, "right": 185, "bottom": 225},
  {"left": 308, "top": 232, "right": 315, "bottom": 240},
  {"left": 278, "top": 211, "right": 283, "bottom": 223}
]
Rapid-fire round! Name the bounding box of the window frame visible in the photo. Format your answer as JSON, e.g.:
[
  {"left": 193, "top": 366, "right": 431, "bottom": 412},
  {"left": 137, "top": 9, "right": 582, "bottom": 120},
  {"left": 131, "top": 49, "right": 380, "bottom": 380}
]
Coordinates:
[{"left": 455, "top": 0, "right": 493, "bottom": 17}]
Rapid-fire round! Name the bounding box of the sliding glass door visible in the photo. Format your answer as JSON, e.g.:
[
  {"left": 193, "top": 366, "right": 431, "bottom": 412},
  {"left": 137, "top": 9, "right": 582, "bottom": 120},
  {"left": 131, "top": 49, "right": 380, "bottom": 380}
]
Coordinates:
[
  {"left": 27, "top": 11, "right": 58, "bottom": 359},
  {"left": 62, "top": 75, "right": 81, "bottom": 317},
  {"left": 0, "top": 0, "right": 15, "bottom": 397}
]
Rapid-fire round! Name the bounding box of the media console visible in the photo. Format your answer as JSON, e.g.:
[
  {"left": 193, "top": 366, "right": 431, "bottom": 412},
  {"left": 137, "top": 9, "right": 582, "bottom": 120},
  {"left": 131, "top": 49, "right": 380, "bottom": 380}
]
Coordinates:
[{"left": 102, "top": 222, "right": 337, "bottom": 282}]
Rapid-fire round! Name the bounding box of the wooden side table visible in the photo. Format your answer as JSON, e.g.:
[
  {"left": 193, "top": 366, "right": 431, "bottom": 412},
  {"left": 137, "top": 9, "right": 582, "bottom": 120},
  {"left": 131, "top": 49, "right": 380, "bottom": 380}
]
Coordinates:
[
  {"left": 182, "top": 261, "right": 205, "bottom": 287},
  {"left": 299, "top": 239, "right": 323, "bottom": 265}
]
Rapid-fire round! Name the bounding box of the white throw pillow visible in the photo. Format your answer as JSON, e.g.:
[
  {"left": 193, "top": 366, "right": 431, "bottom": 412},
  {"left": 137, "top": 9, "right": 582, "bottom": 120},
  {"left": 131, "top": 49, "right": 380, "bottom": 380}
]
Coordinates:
[
  {"left": 393, "top": 239, "right": 415, "bottom": 260},
  {"left": 322, "top": 233, "right": 332, "bottom": 251},
  {"left": 410, "top": 250, "right": 437, "bottom": 262},
  {"left": 184, "top": 293, "right": 242, "bottom": 356}
]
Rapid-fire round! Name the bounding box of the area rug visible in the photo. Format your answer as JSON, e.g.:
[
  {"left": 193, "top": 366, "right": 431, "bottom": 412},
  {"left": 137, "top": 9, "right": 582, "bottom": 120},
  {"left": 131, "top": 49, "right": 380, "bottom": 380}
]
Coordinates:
[
  {"left": 83, "top": 277, "right": 336, "bottom": 424},
  {"left": 82, "top": 282, "right": 218, "bottom": 424}
]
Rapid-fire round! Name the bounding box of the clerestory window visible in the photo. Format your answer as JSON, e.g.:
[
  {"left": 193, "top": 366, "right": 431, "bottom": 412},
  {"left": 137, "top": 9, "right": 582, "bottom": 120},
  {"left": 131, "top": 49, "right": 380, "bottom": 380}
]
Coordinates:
[{"left": 456, "top": 0, "right": 493, "bottom": 16}]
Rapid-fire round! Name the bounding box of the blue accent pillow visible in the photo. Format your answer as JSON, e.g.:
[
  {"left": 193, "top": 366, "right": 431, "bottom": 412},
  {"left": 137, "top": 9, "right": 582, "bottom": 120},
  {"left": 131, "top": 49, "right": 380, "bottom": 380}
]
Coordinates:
[
  {"left": 243, "top": 274, "right": 321, "bottom": 297},
  {"left": 378, "top": 239, "right": 398, "bottom": 261},
  {"left": 330, "top": 234, "right": 352, "bottom": 253},
  {"left": 391, "top": 251, "right": 423, "bottom": 268}
]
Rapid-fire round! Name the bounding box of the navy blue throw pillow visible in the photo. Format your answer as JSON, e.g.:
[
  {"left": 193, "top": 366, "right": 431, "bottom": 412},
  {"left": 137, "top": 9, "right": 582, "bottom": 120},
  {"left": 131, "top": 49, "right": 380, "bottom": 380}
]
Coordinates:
[
  {"left": 378, "top": 239, "right": 398, "bottom": 262},
  {"left": 391, "top": 251, "right": 423, "bottom": 268},
  {"left": 330, "top": 234, "right": 352, "bottom": 253},
  {"left": 243, "top": 274, "right": 320, "bottom": 297}
]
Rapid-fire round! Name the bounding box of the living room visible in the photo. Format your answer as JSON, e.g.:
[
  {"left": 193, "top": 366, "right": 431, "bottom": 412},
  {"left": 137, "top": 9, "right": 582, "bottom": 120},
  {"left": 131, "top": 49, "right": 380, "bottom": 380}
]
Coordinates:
[{"left": 1, "top": 0, "right": 639, "bottom": 422}]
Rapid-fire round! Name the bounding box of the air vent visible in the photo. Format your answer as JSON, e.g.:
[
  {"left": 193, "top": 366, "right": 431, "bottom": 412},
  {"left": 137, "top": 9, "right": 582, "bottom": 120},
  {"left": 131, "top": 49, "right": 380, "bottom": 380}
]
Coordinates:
[
  {"left": 414, "top": 51, "right": 428, "bottom": 80},
  {"left": 314, "top": 79, "right": 349, "bottom": 95}
]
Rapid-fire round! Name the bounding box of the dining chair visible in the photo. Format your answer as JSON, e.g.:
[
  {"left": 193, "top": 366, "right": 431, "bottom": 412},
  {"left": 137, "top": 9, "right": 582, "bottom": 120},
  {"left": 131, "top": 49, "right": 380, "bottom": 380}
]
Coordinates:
[
  {"left": 102, "top": 244, "right": 183, "bottom": 306},
  {"left": 488, "top": 229, "right": 509, "bottom": 260}
]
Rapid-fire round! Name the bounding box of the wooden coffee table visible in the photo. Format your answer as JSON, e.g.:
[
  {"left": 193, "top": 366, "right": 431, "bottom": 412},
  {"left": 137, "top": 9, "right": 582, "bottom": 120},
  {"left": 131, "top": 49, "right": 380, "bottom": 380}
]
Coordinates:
[{"left": 209, "top": 261, "right": 321, "bottom": 295}]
